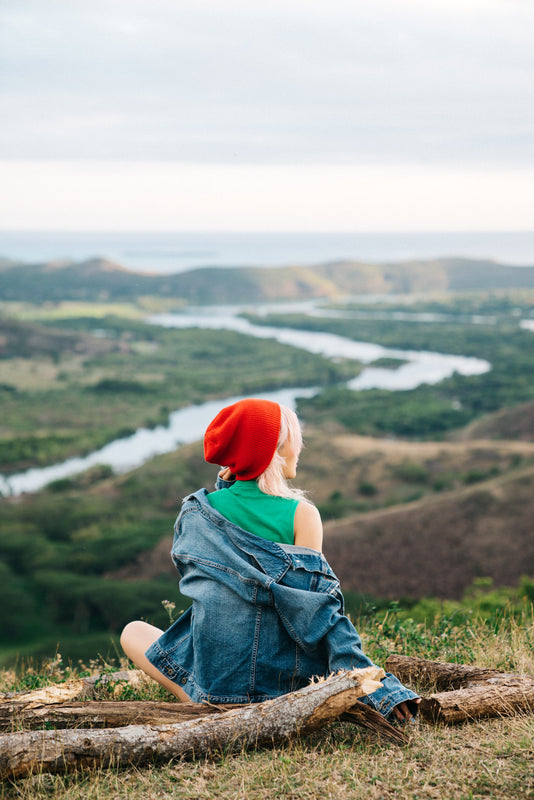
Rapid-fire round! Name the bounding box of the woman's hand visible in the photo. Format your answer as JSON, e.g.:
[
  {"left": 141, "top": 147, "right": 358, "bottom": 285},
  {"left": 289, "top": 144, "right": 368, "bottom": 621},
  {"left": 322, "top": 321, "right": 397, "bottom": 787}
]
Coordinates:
[
  {"left": 218, "top": 467, "right": 235, "bottom": 481},
  {"left": 392, "top": 697, "right": 421, "bottom": 723}
]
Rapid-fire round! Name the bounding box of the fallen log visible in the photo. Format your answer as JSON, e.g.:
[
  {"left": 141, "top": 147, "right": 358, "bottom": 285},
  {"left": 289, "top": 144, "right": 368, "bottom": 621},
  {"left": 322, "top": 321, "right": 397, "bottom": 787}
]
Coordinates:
[
  {"left": 0, "top": 670, "right": 146, "bottom": 707},
  {"left": 0, "top": 666, "right": 399, "bottom": 779},
  {"left": 1, "top": 697, "right": 406, "bottom": 745},
  {"left": 385, "top": 655, "right": 530, "bottom": 691},
  {"left": 385, "top": 654, "right": 534, "bottom": 725},
  {"left": 420, "top": 678, "right": 534, "bottom": 724},
  {"left": 1, "top": 700, "right": 234, "bottom": 732}
]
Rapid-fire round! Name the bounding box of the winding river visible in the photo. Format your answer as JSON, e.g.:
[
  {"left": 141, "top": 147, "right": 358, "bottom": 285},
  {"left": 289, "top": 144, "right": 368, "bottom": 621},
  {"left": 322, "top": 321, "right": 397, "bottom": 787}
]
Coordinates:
[{"left": 0, "top": 306, "right": 490, "bottom": 497}]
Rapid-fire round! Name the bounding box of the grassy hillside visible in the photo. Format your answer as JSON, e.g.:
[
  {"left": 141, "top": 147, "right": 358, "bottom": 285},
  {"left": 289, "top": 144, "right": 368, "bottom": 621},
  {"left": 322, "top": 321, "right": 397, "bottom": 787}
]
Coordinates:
[
  {"left": 455, "top": 399, "right": 534, "bottom": 442},
  {"left": 1, "top": 256, "right": 534, "bottom": 304},
  {"left": 1, "top": 605, "right": 533, "bottom": 799},
  {"left": 323, "top": 462, "right": 534, "bottom": 600}
]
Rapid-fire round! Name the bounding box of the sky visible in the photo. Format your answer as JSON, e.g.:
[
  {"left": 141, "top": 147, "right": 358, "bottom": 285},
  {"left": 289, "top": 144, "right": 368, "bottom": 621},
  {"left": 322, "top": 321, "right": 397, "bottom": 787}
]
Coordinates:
[{"left": 1, "top": 0, "right": 533, "bottom": 231}]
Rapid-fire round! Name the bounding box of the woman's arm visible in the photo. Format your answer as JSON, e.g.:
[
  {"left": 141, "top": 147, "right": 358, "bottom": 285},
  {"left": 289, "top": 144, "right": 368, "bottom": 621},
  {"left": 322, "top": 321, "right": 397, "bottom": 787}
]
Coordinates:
[{"left": 293, "top": 500, "right": 323, "bottom": 552}]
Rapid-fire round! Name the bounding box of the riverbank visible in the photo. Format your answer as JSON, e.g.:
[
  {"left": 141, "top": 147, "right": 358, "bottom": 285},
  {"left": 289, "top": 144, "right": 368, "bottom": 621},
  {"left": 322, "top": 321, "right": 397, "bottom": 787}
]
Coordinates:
[
  {"left": 0, "top": 302, "right": 490, "bottom": 495},
  {"left": 0, "top": 314, "right": 356, "bottom": 488}
]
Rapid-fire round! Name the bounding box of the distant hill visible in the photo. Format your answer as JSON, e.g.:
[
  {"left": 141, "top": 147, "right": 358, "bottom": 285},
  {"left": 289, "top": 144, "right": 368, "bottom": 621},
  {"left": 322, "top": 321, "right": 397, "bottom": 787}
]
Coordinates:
[
  {"left": 454, "top": 400, "right": 534, "bottom": 442},
  {"left": 1, "top": 256, "right": 534, "bottom": 304},
  {"left": 323, "top": 465, "right": 534, "bottom": 600}
]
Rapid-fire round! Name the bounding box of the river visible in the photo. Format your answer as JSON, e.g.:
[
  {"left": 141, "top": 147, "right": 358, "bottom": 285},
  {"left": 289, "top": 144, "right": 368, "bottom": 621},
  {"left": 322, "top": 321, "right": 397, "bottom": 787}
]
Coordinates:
[{"left": 0, "top": 307, "right": 490, "bottom": 497}]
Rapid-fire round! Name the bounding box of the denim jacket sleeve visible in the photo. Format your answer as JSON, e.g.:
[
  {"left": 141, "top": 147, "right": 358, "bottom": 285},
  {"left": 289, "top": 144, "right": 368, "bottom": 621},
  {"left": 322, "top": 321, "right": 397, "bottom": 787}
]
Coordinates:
[
  {"left": 269, "top": 556, "right": 419, "bottom": 719},
  {"left": 215, "top": 474, "right": 236, "bottom": 490}
]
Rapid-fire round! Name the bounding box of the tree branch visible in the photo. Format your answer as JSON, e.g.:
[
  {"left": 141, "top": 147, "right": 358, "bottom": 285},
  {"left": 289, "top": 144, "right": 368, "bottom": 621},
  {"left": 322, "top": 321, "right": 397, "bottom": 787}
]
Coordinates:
[{"left": 1, "top": 666, "right": 398, "bottom": 779}]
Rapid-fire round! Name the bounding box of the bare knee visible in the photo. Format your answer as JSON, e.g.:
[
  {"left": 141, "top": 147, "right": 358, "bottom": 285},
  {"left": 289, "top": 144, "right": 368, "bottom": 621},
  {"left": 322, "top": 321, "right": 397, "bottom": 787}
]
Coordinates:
[
  {"left": 120, "top": 620, "right": 162, "bottom": 660},
  {"left": 120, "top": 620, "right": 139, "bottom": 656},
  {"left": 120, "top": 620, "right": 141, "bottom": 650},
  {"left": 119, "top": 620, "right": 189, "bottom": 701}
]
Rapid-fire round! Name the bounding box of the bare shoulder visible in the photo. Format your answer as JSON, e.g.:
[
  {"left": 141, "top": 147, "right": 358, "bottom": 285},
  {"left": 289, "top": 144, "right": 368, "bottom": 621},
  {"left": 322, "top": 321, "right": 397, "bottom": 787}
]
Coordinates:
[
  {"left": 293, "top": 500, "right": 323, "bottom": 552},
  {"left": 294, "top": 500, "right": 321, "bottom": 524}
]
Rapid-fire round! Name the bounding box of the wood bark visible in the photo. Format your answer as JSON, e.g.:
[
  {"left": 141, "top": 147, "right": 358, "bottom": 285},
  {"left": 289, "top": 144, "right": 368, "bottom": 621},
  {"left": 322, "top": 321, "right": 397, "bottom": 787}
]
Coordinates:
[
  {"left": 340, "top": 701, "right": 407, "bottom": 744},
  {"left": 419, "top": 679, "right": 534, "bottom": 724},
  {"left": 385, "top": 654, "right": 534, "bottom": 724},
  {"left": 1, "top": 698, "right": 406, "bottom": 745},
  {"left": 0, "top": 666, "right": 402, "bottom": 779},
  {"left": 1, "top": 700, "right": 235, "bottom": 732},
  {"left": 0, "top": 669, "right": 146, "bottom": 707},
  {"left": 385, "top": 655, "right": 519, "bottom": 691}
]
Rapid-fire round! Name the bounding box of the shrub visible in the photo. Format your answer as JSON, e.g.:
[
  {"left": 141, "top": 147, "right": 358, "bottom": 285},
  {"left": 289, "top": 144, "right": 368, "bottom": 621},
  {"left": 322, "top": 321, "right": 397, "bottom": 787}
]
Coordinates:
[{"left": 358, "top": 481, "right": 377, "bottom": 497}]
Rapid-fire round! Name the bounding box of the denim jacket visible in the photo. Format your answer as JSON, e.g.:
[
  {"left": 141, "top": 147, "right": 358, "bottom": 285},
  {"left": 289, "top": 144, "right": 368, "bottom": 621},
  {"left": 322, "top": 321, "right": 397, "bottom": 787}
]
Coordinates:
[{"left": 145, "top": 478, "right": 418, "bottom": 718}]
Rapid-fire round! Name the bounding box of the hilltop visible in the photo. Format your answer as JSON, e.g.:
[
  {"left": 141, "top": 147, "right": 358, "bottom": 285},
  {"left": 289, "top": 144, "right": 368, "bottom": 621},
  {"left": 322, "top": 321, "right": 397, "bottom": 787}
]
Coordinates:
[{"left": 1, "top": 256, "right": 534, "bottom": 304}]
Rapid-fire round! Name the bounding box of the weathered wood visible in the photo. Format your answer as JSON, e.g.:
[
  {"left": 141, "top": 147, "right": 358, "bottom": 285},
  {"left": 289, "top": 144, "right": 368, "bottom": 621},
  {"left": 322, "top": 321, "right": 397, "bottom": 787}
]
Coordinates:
[
  {"left": 420, "top": 678, "right": 534, "bottom": 724},
  {"left": 0, "top": 670, "right": 146, "bottom": 707},
  {"left": 0, "top": 666, "right": 390, "bottom": 779},
  {"left": 2, "top": 697, "right": 406, "bottom": 744},
  {"left": 385, "top": 654, "right": 534, "bottom": 725},
  {"left": 340, "top": 701, "right": 408, "bottom": 745},
  {"left": 385, "top": 655, "right": 527, "bottom": 691},
  {"left": 1, "top": 700, "right": 236, "bottom": 732}
]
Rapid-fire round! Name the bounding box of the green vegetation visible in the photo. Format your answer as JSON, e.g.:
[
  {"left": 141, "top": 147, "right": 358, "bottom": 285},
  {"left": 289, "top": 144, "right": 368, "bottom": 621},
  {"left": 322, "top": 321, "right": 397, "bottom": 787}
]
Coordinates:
[
  {"left": 1, "top": 292, "right": 533, "bottom": 666},
  {"left": 241, "top": 310, "right": 534, "bottom": 438},
  {"left": 0, "top": 313, "right": 357, "bottom": 472},
  {"left": 369, "top": 356, "right": 407, "bottom": 368},
  {"left": 344, "top": 576, "right": 534, "bottom": 662},
  {"left": 0, "top": 442, "right": 218, "bottom": 667},
  {"left": 327, "top": 287, "right": 534, "bottom": 320},
  {"left": 1, "top": 428, "right": 532, "bottom": 669},
  {"left": 2, "top": 256, "right": 534, "bottom": 306},
  {"left": 1, "top": 275, "right": 533, "bottom": 797}
]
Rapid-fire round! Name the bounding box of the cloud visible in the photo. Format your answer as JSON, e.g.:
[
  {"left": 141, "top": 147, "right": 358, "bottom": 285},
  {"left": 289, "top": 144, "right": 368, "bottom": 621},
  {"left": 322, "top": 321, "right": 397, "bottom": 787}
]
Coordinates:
[{"left": 1, "top": 0, "right": 533, "bottom": 164}]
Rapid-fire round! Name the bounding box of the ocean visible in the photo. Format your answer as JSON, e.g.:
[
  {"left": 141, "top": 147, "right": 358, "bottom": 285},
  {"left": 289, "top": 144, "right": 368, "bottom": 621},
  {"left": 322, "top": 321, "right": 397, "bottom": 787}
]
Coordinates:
[{"left": 1, "top": 230, "right": 533, "bottom": 274}]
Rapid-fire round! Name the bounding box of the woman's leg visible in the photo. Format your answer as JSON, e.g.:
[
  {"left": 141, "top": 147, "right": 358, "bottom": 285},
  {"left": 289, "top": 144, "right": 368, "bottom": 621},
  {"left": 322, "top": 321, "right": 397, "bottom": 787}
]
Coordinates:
[{"left": 120, "top": 620, "right": 190, "bottom": 701}]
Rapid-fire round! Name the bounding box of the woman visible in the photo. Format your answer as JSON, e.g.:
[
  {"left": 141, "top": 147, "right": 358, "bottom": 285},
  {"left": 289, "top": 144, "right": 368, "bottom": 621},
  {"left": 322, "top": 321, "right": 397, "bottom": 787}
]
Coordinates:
[{"left": 121, "top": 398, "right": 419, "bottom": 722}]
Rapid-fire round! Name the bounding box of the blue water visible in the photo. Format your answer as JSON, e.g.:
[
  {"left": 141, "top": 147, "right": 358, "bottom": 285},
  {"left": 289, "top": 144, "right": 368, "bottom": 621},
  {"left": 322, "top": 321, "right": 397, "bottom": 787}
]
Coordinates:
[
  {"left": 1, "top": 230, "right": 533, "bottom": 273},
  {"left": 0, "top": 305, "right": 490, "bottom": 496}
]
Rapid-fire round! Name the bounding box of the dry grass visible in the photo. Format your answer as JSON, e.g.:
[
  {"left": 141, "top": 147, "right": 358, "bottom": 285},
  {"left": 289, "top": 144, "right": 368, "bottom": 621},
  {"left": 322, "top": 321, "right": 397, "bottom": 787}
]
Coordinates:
[
  {"left": 1, "top": 615, "right": 533, "bottom": 799},
  {"left": 1, "top": 717, "right": 533, "bottom": 800},
  {"left": 299, "top": 428, "right": 534, "bottom": 510}
]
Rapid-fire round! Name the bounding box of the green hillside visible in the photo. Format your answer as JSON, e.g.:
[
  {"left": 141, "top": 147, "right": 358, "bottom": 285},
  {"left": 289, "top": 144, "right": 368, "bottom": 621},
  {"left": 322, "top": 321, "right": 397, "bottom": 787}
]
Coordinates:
[
  {"left": 1, "top": 256, "right": 534, "bottom": 304},
  {"left": 1, "top": 289, "right": 533, "bottom": 669}
]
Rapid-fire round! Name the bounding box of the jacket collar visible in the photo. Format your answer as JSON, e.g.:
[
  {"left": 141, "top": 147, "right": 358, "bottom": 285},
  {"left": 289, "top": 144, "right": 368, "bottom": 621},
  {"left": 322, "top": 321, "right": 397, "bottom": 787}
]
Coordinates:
[{"left": 181, "top": 488, "right": 292, "bottom": 582}]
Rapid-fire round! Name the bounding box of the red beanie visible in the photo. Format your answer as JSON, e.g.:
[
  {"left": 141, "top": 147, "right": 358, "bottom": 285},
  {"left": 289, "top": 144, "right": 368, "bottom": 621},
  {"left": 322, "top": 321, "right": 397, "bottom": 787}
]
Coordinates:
[{"left": 204, "top": 398, "right": 282, "bottom": 480}]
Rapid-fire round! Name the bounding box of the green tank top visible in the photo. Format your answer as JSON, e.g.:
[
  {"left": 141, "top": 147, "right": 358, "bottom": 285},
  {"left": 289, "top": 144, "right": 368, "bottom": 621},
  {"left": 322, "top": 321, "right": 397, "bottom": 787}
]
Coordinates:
[{"left": 206, "top": 480, "right": 298, "bottom": 544}]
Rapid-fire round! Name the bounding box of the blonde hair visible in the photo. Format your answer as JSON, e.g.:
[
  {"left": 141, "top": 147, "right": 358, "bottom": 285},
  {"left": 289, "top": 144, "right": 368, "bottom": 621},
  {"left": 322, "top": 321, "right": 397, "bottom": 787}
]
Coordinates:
[{"left": 256, "top": 404, "right": 306, "bottom": 500}]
